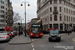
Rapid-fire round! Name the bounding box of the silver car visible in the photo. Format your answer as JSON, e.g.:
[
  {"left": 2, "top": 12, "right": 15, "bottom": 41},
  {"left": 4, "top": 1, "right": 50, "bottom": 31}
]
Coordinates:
[{"left": 0, "top": 31, "right": 10, "bottom": 41}]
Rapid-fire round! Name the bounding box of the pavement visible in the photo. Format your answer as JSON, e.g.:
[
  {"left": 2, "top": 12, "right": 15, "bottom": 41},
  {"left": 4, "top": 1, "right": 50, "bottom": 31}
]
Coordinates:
[{"left": 9, "top": 34, "right": 32, "bottom": 45}]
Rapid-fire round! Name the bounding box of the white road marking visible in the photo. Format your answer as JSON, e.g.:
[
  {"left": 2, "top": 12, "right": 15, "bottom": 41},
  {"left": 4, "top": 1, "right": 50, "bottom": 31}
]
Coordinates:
[
  {"left": 33, "top": 48, "right": 35, "bottom": 50},
  {"left": 72, "top": 38, "right": 75, "bottom": 42},
  {"left": 31, "top": 43, "right": 35, "bottom": 50},
  {"left": 32, "top": 45, "right": 34, "bottom": 47},
  {"left": 31, "top": 43, "right": 33, "bottom": 45},
  {"left": 56, "top": 43, "right": 59, "bottom": 46},
  {"left": 56, "top": 43, "right": 68, "bottom": 50}
]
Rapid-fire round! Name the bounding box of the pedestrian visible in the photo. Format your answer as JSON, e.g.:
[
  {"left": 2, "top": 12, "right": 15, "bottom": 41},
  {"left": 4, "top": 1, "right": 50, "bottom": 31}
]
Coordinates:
[
  {"left": 18, "top": 32, "right": 20, "bottom": 36},
  {"left": 20, "top": 31, "right": 23, "bottom": 35},
  {"left": 67, "top": 29, "right": 69, "bottom": 35},
  {"left": 18, "top": 30, "right": 21, "bottom": 36},
  {"left": 65, "top": 29, "right": 67, "bottom": 33}
]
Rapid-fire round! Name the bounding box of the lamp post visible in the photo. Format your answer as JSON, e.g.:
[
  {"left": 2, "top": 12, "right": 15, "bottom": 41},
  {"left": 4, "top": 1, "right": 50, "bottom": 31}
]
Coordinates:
[
  {"left": 21, "top": 0, "right": 30, "bottom": 37},
  {"left": 19, "top": 19, "right": 24, "bottom": 27}
]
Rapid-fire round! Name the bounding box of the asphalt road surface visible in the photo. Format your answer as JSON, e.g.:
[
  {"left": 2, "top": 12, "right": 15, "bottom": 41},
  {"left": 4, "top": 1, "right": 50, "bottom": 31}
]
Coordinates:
[
  {"left": 0, "top": 41, "right": 9, "bottom": 50},
  {"left": 31, "top": 32, "right": 75, "bottom": 50},
  {"left": 0, "top": 32, "right": 75, "bottom": 50}
]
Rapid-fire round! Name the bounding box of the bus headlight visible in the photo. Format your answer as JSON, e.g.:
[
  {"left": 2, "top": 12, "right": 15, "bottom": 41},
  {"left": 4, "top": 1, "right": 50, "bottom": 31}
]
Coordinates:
[
  {"left": 31, "top": 33, "right": 33, "bottom": 35},
  {"left": 40, "top": 33, "right": 43, "bottom": 35}
]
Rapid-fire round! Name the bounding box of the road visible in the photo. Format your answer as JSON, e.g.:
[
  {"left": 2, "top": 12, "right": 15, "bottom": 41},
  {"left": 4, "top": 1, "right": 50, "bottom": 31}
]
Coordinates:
[
  {"left": 31, "top": 32, "right": 75, "bottom": 50},
  {"left": 0, "top": 41, "right": 9, "bottom": 50},
  {"left": 0, "top": 32, "right": 75, "bottom": 50}
]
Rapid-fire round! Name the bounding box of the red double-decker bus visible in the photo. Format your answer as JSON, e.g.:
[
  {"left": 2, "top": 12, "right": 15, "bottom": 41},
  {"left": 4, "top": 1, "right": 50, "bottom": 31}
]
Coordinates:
[{"left": 27, "top": 18, "right": 43, "bottom": 38}]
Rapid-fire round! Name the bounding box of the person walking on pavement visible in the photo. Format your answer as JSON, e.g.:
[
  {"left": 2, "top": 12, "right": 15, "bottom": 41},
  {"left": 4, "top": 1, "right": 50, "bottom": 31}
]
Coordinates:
[
  {"left": 67, "top": 29, "right": 70, "bottom": 35},
  {"left": 19, "top": 30, "right": 21, "bottom": 36},
  {"left": 65, "top": 29, "right": 69, "bottom": 35}
]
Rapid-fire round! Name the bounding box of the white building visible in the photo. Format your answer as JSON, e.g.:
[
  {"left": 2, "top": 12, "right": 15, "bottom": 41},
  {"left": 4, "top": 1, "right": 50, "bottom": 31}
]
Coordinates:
[
  {"left": 0, "top": 0, "right": 8, "bottom": 29},
  {"left": 37, "top": 0, "right": 75, "bottom": 31}
]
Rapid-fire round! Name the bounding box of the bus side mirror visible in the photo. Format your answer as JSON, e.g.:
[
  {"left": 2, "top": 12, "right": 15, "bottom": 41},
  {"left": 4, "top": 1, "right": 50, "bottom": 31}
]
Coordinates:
[
  {"left": 30, "top": 28, "right": 31, "bottom": 31},
  {"left": 43, "top": 28, "right": 44, "bottom": 30}
]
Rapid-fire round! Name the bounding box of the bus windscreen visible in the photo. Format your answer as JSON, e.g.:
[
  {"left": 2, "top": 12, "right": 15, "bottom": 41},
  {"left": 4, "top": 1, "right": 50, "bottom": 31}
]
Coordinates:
[
  {"left": 31, "top": 19, "right": 42, "bottom": 33},
  {"left": 32, "top": 27, "right": 42, "bottom": 33}
]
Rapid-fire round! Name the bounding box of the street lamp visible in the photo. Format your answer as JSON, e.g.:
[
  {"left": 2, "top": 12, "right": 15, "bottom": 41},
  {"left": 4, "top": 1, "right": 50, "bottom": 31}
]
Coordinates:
[{"left": 21, "top": 0, "right": 30, "bottom": 37}]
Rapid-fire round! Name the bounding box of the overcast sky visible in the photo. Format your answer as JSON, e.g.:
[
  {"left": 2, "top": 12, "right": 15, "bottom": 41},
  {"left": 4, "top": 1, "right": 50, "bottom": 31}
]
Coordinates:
[{"left": 10, "top": 0, "right": 37, "bottom": 23}]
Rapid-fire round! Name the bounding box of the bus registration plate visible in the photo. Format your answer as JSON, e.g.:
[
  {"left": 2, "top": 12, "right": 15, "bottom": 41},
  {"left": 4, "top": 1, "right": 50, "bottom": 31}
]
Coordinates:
[{"left": 36, "top": 35, "right": 38, "bottom": 37}]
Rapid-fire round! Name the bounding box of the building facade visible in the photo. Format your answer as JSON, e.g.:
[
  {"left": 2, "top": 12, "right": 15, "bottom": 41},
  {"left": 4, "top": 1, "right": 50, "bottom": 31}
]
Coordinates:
[
  {"left": 37, "top": 0, "right": 75, "bottom": 31},
  {"left": 0, "top": 0, "right": 8, "bottom": 29},
  {"left": 7, "top": 0, "right": 13, "bottom": 26}
]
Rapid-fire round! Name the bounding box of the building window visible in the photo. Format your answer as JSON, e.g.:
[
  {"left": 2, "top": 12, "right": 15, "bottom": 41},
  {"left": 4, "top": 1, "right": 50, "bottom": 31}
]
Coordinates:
[
  {"left": 64, "top": 1, "right": 65, "bottom": 5},
  {"left": 67, "top": 16, "right": 68, "bottom": 21},
  {"left": 45, "top": 18, "right": 47, "bottom": 22},
  {"left": 1, "top": 15, "right": 4, "bottom": 18},
  {"left": 50, "top": 14, "right": 52, "bottom": 21},
  {"left": 64, "top": 8, "right": 65, "bottom": 12},
  {"left": 50, "top": 7, "right": 52, "bottom": 12},
  {"left": 67, "top": 9, "right": 68, "bottom": 13},
  {"left": 50, "top": 24, "right": 52, "bottom": 28},
  {"left": 5, "top": 0, "right": 7, "bottom": 2},
  {"left": 1, "top": 10, "right": 4, "bottom": 13},
  {"left": 60, "top": 7, "right": 61, "bottom": 12},
  {"left": 50, "top": 0, "right": 52, "bottom": 4},
  {"left": 71, "top": 17, "right": 72, "bottom": 22},
  {"left": 6, "top": 12, "right": 7, "bottom": 15},
  {"left": 71, "top": 10, "right": 72, "bottom": 14},
  {"left": 54, "top": 15, "right": 57, "bottom": 21},
  {"left": 59, "top": 0, "right": 61, "bottom": 4},
  {"left": 1, "top": 6, "right": 4, "bottom": 9},
  {"left": 69, "top": 16, "right": 70, "bottom": 22},
  {"left": 72, "top": 17, "right": 73, "bottom": 22},
  {"left": 0, "top": 20, "right": 4, "bottom": 22},
  {"left": 73, "top": 17, "right": 74, "bottom": 22},
  {"left": 6, "top": 4, "right": 7, "bottom": 6},
  {"left": 60, "top": 14, "right": 62, "bottom": 21},
  {"left": 54, "top": 7, "right": 57, "bottom": 11},
  {"left": 54, "top": 0, "right": 57, "bottom": 4},
  {"left": 74, "top": 0, "right": 75, "bottom": 3},
  {"left": 69, "top": 9, "right": 70, "bottom": 14},
  {"left": 64, "top": 15, "right": 66, "bottom": 21},
  {"left": 60, "top": 16, "right": 62, "bottom": 21},
  {"left": 53, "top": 24, "right": 58, "bottom": 28},
  {"left": 1, "top": 1, "right": 4, "bottom": 4},
  {"left": 60, "top": 24, "right": 63, "bottom": 31},
  {"left": 6, "top": 8, "right": 7, "bottom": 10}
]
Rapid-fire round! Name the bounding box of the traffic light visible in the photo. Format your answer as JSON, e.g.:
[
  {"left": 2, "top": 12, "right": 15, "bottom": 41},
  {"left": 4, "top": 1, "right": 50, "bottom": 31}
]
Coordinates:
[{"left": 18, "top": 23, "right": 20, "bottom": 26}]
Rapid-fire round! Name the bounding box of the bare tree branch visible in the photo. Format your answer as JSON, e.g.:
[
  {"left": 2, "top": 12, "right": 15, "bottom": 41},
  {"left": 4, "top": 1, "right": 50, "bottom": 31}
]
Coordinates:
[{"left": 13, "top": 12, "right": 21, "bottom": 22}]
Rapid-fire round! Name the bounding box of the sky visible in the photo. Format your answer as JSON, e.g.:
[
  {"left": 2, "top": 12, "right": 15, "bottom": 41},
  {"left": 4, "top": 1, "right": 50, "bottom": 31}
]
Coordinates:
[{"left": 10, "top": 0, "right": 37, "bottom": 23}]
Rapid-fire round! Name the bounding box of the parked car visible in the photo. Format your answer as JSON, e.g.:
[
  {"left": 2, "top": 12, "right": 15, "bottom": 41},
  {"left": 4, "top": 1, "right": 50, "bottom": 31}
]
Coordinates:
[
  {"left": 7, "top": 31, "right": 12, "bottom": 39},
  {"left": 48, "top": 29, "right": 61, "bottom": 42},
  {"left": 13, "top": 31, "right": 18, "bottom": 35},
  {"left": 11, "top": 32, "right": 15, "bottom": 37},
  {"left": 0, "top": 31, "right": 10, "bottom": 41}
]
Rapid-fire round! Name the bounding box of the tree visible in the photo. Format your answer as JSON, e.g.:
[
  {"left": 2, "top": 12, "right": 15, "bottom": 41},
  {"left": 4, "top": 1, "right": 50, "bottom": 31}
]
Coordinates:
[{"left": 13, "top": 12, "right": 21, "bottom": 22}]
